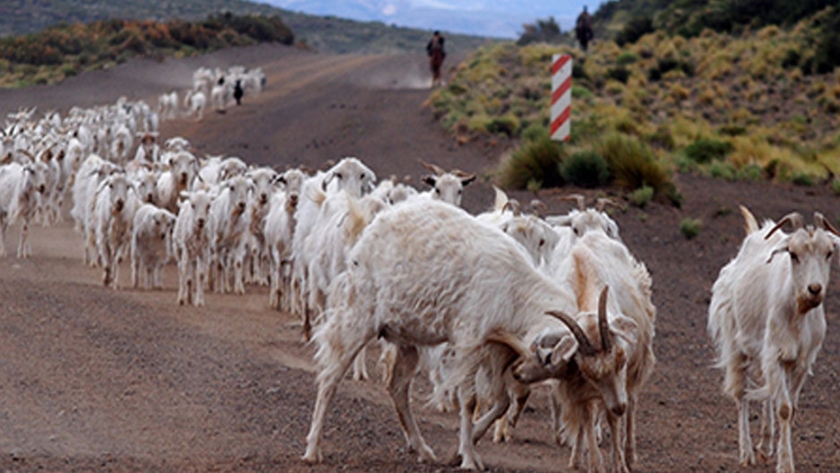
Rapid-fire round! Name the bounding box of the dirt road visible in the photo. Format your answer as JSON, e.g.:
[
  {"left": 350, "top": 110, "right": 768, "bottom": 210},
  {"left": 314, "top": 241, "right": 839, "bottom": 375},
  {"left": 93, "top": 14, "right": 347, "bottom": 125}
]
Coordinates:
[{"left": 0, "top": 44, "right": 838, "bottom": 472}]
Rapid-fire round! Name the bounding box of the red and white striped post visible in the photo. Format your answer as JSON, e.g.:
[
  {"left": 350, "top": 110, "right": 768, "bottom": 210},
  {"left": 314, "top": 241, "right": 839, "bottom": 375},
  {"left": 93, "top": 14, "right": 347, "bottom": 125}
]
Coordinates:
[{"left": 551, "top": 54, "right": 572, "bottom": 142}]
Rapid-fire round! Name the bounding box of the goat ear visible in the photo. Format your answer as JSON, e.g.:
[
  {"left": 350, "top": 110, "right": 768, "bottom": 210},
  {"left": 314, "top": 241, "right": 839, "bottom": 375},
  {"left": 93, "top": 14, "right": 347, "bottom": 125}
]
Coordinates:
[
  {"left": 460, "top": 174, "right": 477, "bottom": 186},
  {"left": 610, "top": 315, "right": 638, "bottom": 346},
  {"left": 550, "top": 334, "right": 579, "bottom": 365},
  {"left": 766, "top": 240, "right": 789, "bottom": 263},
  {"left": 422, "top": 175, "right": 437, "bottom": 187}
]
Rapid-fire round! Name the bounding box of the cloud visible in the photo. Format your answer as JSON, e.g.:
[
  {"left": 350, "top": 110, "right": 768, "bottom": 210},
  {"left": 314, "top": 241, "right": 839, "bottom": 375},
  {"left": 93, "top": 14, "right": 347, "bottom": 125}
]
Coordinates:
[{"left": 382, "top": 3, "right": 398, "bottom": 15}]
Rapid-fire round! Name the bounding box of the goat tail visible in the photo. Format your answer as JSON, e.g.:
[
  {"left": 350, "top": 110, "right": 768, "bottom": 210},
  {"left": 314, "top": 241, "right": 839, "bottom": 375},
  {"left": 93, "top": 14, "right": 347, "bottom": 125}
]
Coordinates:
[{"left": 739, "top": 205, "right": 759, "bottom": 235}]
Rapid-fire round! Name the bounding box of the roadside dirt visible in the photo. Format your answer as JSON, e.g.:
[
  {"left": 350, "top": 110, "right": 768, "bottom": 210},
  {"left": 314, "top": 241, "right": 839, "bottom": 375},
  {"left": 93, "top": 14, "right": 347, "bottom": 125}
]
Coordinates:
[{"left": 0, "top": 44, "right": 838, "bottom": 472}]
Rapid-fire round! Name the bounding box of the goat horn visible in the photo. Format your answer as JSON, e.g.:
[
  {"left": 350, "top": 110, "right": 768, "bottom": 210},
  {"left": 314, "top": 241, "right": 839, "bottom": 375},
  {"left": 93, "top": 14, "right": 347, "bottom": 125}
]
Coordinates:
[
  {"left": 814, "top": 212, "right": 840, "bottom": 238},
  {"left": 559, "top": 194, "right": 586, "bottom": 211},
  {"left": 418, "top": 159, "right": 445, "bottom": 176},
  {"left": 530, "top": 199, "right": 548, "bottom": 216},
  {"left": 502, "top": 199, "right": 521, "bottom": 216},
  {"left": 545, "top": 310, "right": 596, "bottom": 356},
  {"left": 765, "top": 212, "right": 804, "bottom": 240},
  {"left": 596, "top": 198, "right": 621, "bottom": 213},
  {"left": 598, "top": 286, "right": 612, "bottom": 353},
  {"left": 450, "top": 169, "right": 472, "bottom": 178}
]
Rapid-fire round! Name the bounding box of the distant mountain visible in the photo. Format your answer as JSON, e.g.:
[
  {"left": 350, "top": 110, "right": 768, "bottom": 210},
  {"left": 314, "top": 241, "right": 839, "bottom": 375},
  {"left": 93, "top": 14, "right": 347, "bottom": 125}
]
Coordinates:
[
  {"left": 260, "top": 0, "right": 602, "bottom": 38},
  {"left": 0, "top": 0, "right": 494, "bottom": 56}
]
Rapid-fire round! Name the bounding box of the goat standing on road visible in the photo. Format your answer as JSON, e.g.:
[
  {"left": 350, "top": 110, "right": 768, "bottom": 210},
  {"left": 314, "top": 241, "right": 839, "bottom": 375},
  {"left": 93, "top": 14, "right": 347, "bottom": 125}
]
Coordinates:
[{"left": 709, "top": 206, "right": 839, "bottom": 473}]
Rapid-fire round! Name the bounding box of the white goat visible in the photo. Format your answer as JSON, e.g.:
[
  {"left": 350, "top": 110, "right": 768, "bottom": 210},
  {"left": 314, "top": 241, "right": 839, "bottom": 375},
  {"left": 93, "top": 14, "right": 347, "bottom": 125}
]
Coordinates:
[
  {"left": 265, "top": 168, "right": 308, "bottom": 311},
  {"left": 417, "top": 160, "right": 476, "bottom": 207},
  {"left": 541, "top": 230, "right": 656, "bottom": 473},
  {"left": 73, "top": 157, "right": 107, "bottom": 264},
  {"left": 303, "top": 199, "right": 590, "bottom": 470},
  {"left": 0, "top": 161, "right": 48, "bottom": 257},
  {"left": 173, "top": 190, "right": 214, "bottom": 307},
  {"left": 708, "top": 207, "right": 838, "bottom": 473},
  {"left": 184, "top": 89, "right": 207, "bottom": 121},
  {"left": 208, "top": 175, "right": 253, "bottom": 295},
  {"left": 92, "top": 173, "right": 134, "bottom": 289},
  {"left": 290, "top": 157, "right": 376, "bottom": 333},
  {"left": 131, "top": 204, "right": 176, "bottom": 290},
  {"left": 156, "top": 151, "right": 198, "bottom": 213}
]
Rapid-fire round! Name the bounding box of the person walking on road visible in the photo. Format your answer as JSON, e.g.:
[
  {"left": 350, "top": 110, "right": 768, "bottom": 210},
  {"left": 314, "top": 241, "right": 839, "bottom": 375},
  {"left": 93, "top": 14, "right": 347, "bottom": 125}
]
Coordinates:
[
  {"left": 427, "top": 30, "right": 446, "bottom": 88},
  {"left": 575, "top": 6, "right": 594, "bottom": 52}
]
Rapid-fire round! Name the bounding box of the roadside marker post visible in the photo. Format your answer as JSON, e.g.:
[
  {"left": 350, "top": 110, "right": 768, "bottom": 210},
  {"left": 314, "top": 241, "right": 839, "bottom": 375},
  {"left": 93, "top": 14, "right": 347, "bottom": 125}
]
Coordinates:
[{"left": 551, "top": 54, "right": 572, "bottom": 142}]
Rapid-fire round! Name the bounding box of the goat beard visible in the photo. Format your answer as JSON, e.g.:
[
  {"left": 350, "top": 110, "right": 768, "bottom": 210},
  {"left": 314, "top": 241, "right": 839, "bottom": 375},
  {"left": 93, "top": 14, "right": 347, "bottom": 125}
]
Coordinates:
[{"left": 797, "top": 295, "right": 823, "bottom": 315}]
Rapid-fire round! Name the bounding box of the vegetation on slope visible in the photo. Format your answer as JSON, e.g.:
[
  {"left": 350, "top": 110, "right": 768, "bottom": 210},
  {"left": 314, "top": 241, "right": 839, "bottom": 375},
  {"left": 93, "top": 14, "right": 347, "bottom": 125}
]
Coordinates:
[
  {"left": 427, "top": 8, "right": 840, "bottom": 199},
  {"left": 0, "top": 13, "right": 293, "bottom": 87},
  {"left": 0, "top": 0, "right": 493, "bottom": 57}
]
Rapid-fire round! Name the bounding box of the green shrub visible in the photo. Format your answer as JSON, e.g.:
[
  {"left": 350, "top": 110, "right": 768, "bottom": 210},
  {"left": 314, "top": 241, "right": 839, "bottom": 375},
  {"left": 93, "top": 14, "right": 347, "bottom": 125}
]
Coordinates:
[
  {"left": 684, "top": 138, "right": 734, "bottom": 163},
  {"left": 737, "top": 164, "right": 764, "bottom": 181},
  {"left": 709, "top": 161, "right": 736, "bottom": 180},
  {"left": 607, "top": 66, "right": 630, "bottom": 84},
  {"left": 488, "top": 114, "right": 520, "bottom": 137},
  {"left": 521, "top": 124, "right": 549, "bottom": 143},
  {"left": 718, "top": 124, "right": 747, "bottom": 137},
  {"left": 831, "top": 179, "right": 840, "bottom": 195},
  {"left": 791, "top": 171, "right": 815, "bottom": 186},
  {"left": 598, "top": 133, "right": 670, "bottom": 194},
  {"left": 616, "top": 16, "right": 654, "bottom": 46},
  {"left": 629, "top": 185, "right": 654, "bottom": 208},
  {"left": 645, "top": 125, "right": 676, "bottom": 150},
  {"left": 680, "top": 218, "right": 702, "bottom": 239},
  {"left": 616, "top": 51, "right": 640, "bottom": 66},
  {"left": 560, "top": 151, "right": 611, "bottom": 188},
  {"left": 499, "top": 134, "right": 566, "bottom": 190}
]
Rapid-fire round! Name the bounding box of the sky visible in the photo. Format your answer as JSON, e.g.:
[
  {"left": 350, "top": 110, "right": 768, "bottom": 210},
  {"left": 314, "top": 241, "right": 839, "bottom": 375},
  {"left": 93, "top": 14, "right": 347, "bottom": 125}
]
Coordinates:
[{"left": 260, "top": 1, "right": 606, "bottom": 38}]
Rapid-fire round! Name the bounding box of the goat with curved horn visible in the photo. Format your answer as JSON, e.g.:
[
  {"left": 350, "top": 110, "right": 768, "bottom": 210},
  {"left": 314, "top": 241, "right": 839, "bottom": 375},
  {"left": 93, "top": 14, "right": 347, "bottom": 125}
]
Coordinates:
[
  {"left": 595, "top": 198, "right": 622, "bottom": 213},
  {"left": 597, "top": 286, "right": 612, "bottom": 352},
  {"left": 418, "top": 159, "right": 445, "bottom": 176},
  {"left": 546, "top": 310, "right": 597, "bottom": 355},
  {"left": 559, "top": 193, "right": 586, "bottom": 211},
  {"left": 530, "top": 199, "right": 548, "bottom": 216},
  {"left": 765, "top": 212, "right": 804, "bottom": 240},
  {"left": 814, "top": 212, "right": 840, "bottom": 238}
]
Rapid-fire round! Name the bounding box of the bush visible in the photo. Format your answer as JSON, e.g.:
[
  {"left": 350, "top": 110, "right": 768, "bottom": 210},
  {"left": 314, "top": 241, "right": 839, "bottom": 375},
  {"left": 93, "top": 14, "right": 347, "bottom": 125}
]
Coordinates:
[
  {"left": 615, "top": 51, "right": 640, "bottom": 66},
  {"left": 560, "top": 151, "right": 611, "bottom": 188},
  {"left": 629, "top": 185, "right": 654, "bottom": 208},
  {"left": 487, "top": 114, "right": 520, "bottom": 137},
  {"left": 737, "top": 164, "right": 764, "bottom": 181},
  {"left": 607, "top": 66, "right": 630, "bottom": 84},
  {"left": 499, "top": 134, "right": 566, "bottom": 190},
  {"left": 791, "top": 171, "right": 815, "bottom": 186},
  {"left": 598, "top": 133, "right": 670, "bottom": 194},
  {"left": 679, "top": 218, "right": 702, "bottom": 239},
  {"left": 616, "top": 16, "right": 654, "bottom": 46},
  {"left": 683, "top": 138, "right": 734, "bottom": 164},
  {"left": 831, "top": 178, "right": 840, "bottom": 195},
  {"left": 521, "top": 124, "right": 549, "bottom": 143}
]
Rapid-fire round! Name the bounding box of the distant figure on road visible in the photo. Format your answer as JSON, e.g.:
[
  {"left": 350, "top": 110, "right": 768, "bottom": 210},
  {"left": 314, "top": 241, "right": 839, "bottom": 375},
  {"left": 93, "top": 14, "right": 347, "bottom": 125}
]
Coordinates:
[
  {"left": 233, "top": 79, "right": 244, "bottom": 106},
  {"left": 575, "top": 6, "right": 594, "bottom": 52},
  {"left": 426, "top": 30, "right": 446, "bottom": 88}
]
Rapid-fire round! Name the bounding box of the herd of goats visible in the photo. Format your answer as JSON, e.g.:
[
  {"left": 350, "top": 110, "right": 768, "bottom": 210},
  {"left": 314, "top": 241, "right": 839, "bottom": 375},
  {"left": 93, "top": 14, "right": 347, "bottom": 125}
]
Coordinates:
[{"left": 0, "top": 62, "right": 837, "bottom": 473}]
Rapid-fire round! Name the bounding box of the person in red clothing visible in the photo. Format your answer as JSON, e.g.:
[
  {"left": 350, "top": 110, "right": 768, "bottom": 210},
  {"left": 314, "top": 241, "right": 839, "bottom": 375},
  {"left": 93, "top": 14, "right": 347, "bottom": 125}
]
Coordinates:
[{"left": 426, "top": 30, "right": 446, "bottom": 88}]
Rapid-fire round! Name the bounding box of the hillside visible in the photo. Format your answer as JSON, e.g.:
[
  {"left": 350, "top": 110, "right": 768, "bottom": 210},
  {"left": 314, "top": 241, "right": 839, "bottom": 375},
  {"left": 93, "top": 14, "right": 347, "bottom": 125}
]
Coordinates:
[
  {"left": 428, "top": 7, "right": 840, "bottom": 201},
  {"left": 0, "top": 0, "right": 493, "bottom": 56},
  {"left": 0, "top": 13, "right": 294, "bottom": 88},
  {"left": 593, "top": 0, "right": 840, "bottom": 38}
]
